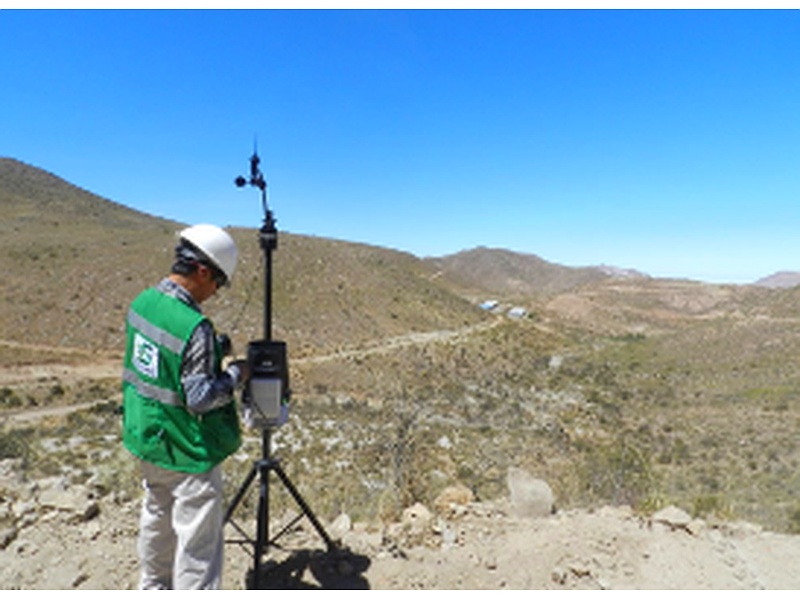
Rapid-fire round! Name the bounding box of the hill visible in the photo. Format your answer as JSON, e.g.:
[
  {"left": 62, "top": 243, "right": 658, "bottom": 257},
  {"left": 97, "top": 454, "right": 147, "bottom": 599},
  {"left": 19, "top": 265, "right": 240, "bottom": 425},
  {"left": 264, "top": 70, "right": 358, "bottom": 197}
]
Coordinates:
[
  {"left": 2, "top": 158, "right": 800, "bottom": 589},
  {"left": 425, "top": 246, "right": 632, "bottom": 298},
  {"left": 0, "top": 157, "right": 485, "bottom": 355},
  {"left": 0, "top": 158, "right": 181, "bottom": 351},
  {"left": 754, "top": 271, "right": 800, "bottom": 289}
]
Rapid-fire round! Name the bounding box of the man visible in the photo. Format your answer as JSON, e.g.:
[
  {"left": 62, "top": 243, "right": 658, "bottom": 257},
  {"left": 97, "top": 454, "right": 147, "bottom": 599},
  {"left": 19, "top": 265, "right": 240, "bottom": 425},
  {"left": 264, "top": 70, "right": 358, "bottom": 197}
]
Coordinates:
[{"left": 122, "top": 224, "right": 248, "bottom": 589}]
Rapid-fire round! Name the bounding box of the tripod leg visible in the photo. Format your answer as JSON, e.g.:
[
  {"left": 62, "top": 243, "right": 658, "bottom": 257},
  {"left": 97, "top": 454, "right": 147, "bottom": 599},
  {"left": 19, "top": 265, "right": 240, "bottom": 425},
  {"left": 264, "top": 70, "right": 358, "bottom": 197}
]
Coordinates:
[
  {"left": 253, "top": 461, "right": 270, "bottom": 588},
  {"left": 225, "top": 463, "right": 258, "bottom": 523},
  {"left": 271, "top": 462, "right": 335, "bottom": 551}
]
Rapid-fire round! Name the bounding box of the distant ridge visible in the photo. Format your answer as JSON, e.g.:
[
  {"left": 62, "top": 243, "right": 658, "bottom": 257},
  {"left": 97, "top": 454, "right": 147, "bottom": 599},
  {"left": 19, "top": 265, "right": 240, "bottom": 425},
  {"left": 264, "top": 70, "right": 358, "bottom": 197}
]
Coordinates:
[
  {"left": 754, "top": 271, "right": 800, "bottom": 289},
  {"left": 596, "top": 264, "right": 650, "bottom": 280},
  {"left": 425, "top": 246, "right": 648, "bottom": 297}
]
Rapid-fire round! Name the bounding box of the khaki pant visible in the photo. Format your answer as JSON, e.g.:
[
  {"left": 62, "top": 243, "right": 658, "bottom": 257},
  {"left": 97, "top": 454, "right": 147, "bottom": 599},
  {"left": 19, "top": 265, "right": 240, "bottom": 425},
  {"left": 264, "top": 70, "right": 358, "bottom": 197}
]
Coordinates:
[{"left": 137, "top": 460, "right": 224, "bottom": 590}]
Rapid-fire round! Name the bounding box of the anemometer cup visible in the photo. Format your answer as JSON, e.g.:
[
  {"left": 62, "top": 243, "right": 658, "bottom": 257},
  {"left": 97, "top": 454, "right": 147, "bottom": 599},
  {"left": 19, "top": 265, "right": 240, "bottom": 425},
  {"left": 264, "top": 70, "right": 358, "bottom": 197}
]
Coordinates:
[{"left": 242, "top": 339, "right": 290, "bottom": 430}]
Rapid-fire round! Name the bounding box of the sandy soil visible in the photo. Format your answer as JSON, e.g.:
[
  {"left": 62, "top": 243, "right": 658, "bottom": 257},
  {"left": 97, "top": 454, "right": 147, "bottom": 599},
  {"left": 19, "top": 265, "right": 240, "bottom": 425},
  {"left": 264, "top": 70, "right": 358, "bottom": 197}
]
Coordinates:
[{"left": 2, "top": 492, "right": 799, "bottom": 590}]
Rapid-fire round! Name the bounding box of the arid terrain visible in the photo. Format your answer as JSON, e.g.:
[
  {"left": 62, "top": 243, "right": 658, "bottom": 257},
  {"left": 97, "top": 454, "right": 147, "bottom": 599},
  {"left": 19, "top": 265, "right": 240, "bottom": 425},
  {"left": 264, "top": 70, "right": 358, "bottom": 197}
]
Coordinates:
[{"left": 2, "top": 157, "right": 800, "bottom": 589}]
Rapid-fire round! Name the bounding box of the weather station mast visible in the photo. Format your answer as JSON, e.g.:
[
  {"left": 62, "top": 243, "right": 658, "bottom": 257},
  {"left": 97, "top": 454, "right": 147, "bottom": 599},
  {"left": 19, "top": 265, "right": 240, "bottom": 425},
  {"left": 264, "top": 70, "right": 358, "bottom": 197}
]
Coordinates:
[{"left": 224, "top": 146, "right": 341, "bottom": 589}]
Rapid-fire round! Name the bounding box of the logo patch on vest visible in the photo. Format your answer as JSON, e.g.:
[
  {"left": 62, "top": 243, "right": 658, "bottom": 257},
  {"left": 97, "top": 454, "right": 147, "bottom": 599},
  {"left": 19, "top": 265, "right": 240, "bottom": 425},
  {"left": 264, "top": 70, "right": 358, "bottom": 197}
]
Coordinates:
[{"left": 133, "top": 332, "right": 159, "bottom": 379}]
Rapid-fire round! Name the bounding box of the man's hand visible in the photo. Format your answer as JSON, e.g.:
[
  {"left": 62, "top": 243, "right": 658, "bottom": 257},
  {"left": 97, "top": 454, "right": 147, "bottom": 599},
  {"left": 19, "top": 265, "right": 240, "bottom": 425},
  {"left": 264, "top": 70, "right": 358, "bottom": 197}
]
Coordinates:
[{"left": 227, "top": 360, "right": 251, "bottom": 387}]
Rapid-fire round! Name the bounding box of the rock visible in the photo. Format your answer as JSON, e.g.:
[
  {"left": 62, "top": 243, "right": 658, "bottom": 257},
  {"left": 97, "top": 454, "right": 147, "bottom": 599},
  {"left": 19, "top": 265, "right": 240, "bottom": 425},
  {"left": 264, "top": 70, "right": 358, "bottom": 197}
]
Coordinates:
[
  {"left": 0, "top": 526, "right": 18, "bottom": 550},
  {"left": 0, "top": 499, "right": 13, "bottom": 522},
  {"left": 342, "top": 522, "right": 382, "bottom": 554},
  {"left": 401, "top": 502, "right": 433, "bottom": 535},
  {"left": 82, "top": 520, "right": 102, "bottom": 541},
  {"left": 80, "top": 500, "right": 101, "bottom": 523},
  {"left": 0, "top": 458, "right": 25, "bottom": 493},
  {"left": 433, "top": 484, "right": 474, "bottom": 516},
  {"left": 432, "top": 516, "right": 459, "bottom": 548},
  {"left": 551, "top": 565, "right": 568, "bottom": 585},
  {"left": 72, "top": 572, "right": 90, "bottom": 588},
  {"left": 652, "top": 505, "right": 693, "bottom": 532},
  {"left": 506, "top": 468, "right": 554, "bottom": 518},
  {"left": 328, "top": 512, "right": 352, "bottom": 542},
  {"left": 39, "top": 483, "right": 91, "bottom": 513},
  {"left": 12, "top": 500, "right": 37, "bottom": 520},
  {"left": 441, "top": 524, "right": 458, "bottom": 547},
  {"left": 436, "top": 435, "right": 452, "bottom": 449},
  {"left": 687, "top": 519, "right": 706, "bottom": 536}
]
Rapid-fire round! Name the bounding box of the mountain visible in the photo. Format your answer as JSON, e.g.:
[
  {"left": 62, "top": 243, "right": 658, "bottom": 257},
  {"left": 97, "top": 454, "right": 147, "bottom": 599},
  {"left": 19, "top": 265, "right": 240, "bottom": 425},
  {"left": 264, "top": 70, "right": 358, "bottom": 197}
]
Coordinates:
[
  {"left": 0, "top": 157, "right": 485, "bottom": 354},
  {"left": 754, "top": 271, "right": 800, "bottom": 289},
  {"left": 425, "top": 246, "right": 647, "bottom": 299}
]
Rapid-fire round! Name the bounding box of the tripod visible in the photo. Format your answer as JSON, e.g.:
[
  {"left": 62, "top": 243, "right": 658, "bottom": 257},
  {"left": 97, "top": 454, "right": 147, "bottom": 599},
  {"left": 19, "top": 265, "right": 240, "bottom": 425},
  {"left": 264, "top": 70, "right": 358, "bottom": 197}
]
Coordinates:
[{"left": 225, "top": 151, "right": 335, "bottom": 589}]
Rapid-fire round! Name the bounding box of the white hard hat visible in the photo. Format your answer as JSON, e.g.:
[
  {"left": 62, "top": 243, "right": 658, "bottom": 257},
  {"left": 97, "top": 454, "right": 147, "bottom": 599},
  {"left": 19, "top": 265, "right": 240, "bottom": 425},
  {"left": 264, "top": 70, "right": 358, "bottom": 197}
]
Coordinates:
[{"left": 178, "top": 224, "right": 238, "bottom": 281}]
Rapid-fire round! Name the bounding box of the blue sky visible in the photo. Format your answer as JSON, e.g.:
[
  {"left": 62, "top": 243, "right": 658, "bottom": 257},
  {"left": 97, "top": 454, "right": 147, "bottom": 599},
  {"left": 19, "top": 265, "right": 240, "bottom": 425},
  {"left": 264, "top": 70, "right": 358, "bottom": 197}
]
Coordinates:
[{"left": 2, "top": 8, "right": 799, "bottom": 283}]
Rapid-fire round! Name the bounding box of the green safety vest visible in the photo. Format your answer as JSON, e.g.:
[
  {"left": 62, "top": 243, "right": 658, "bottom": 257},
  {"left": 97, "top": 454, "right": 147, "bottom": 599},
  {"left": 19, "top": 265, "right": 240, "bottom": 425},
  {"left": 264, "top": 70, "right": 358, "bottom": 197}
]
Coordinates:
[{"left": 122, "top": 286, "right": 241, "bottom": 473}]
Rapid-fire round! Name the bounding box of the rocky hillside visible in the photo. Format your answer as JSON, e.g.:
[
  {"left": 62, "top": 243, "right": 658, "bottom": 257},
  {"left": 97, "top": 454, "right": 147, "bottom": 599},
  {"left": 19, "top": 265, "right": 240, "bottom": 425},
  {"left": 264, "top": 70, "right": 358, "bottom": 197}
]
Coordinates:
[{"left": 0, "top": 157, "right": 485, "bottom": 355}]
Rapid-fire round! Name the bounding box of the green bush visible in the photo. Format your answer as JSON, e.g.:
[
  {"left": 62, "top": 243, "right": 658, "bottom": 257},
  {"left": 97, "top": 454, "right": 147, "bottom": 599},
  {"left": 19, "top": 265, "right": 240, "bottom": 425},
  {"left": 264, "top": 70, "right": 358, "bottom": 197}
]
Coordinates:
[
  {"left": 578, "top": 433, "right": 660, "bottom": 510},
  {"left": 0, "top": 426, "right": 34, "bottom": 461},
  {"left": 0, "top": 387, "right": 22, "bottom": 408},
  {"left": 692, "top": 494, "right": 733, "bottom": 520},
  {"left": 787, "top": 505, "right": 800, "bottom": 534}
]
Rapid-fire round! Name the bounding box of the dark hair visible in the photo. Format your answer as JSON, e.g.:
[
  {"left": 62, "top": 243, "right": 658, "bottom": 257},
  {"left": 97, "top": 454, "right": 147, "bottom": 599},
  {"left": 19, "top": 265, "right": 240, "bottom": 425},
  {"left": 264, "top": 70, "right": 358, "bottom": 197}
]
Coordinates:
[
  {"left": 171, "top": 259, "right": 199, "bottom": 277},
  {"left": 172, "top": 241, "right": 202, "bottom": 276},
  {"left": 172, "top": 240, "right": 228, "bottom": 287}
]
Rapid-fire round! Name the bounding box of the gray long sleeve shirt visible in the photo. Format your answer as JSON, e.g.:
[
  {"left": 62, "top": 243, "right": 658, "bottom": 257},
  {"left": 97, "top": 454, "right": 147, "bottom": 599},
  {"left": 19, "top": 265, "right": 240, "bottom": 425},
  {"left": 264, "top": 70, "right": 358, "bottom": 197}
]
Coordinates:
[{"left": 156, "top": 278, "right": 241, "bottom": 414}]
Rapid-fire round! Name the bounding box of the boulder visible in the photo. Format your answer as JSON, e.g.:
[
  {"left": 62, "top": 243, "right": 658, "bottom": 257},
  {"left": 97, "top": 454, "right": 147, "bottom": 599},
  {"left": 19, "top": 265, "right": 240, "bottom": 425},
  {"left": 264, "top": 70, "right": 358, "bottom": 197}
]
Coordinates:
[
  {"left": 652, "top": 505, "right": 693, "bottom": 532},
  {"left": 328, "top": 512, "right": 352, "bottom": 542},
  {"left": 506, "top": 467, "right": 555, "bottom": 518},
  {"left": 433, "top": 484, "right": 474, "bottom": 517},
  {"left": 401, "top": 502, "right": 433, "bottom": 535}
]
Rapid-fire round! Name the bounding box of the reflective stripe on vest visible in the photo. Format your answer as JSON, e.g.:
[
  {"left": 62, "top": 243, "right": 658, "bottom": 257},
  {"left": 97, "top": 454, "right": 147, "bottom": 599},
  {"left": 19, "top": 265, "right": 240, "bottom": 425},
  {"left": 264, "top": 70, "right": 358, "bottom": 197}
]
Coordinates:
[
  {"left": 124, "top": 297, "right": 194, "bottom": 408},
  {"left": 127, "top": 308, "right": 185, "bottom": 355},
  {"left": 122, "top": 367, "right": 182, "bottom": 407}
]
